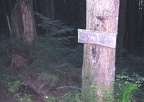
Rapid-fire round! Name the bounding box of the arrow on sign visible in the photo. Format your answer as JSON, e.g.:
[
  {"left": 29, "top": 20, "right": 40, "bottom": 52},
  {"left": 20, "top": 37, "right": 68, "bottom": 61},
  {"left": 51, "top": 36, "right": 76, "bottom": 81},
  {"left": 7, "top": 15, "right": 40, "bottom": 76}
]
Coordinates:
[{"left": 78, "top": 29, "right": 117, "bottom": 49}]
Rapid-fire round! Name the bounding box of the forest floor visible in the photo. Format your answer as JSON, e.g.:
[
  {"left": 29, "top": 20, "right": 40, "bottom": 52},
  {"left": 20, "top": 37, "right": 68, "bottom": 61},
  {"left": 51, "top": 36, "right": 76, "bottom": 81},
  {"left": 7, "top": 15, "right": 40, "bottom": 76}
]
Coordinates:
[
  {"left": 0, "top": 36, "right": 83, "bottom": 102},
  {"left": 0, "top": 36, "right": 144, "bottom": 102}
]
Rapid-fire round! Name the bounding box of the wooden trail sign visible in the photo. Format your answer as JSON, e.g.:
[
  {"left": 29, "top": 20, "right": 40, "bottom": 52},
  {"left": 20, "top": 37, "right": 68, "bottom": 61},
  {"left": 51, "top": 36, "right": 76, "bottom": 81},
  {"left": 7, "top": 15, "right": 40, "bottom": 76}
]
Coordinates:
[
  {"left": 78, "top": 29, "right": 117, "bottom": 48},
  {"left": 80, "top": 0, "right": 120, "bottom": 102}
]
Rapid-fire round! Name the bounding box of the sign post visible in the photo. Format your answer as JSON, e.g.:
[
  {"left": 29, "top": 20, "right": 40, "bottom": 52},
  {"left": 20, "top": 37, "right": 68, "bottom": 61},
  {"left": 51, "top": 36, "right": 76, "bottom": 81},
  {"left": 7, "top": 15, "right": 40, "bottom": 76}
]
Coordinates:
[
  {"left": 78, "top": 29, "right": 117, "bottom": 49},
  {"left": 79, "top": 0, "right": 120, "bottom": 102}
]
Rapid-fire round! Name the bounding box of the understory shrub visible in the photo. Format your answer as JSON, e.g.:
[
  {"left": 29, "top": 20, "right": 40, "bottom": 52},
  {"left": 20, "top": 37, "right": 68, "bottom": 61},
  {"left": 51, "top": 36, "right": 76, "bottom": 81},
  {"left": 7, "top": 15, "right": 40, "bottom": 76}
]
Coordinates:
[{"left": 115, "top": 70, "right": 144, "bottom": 102}]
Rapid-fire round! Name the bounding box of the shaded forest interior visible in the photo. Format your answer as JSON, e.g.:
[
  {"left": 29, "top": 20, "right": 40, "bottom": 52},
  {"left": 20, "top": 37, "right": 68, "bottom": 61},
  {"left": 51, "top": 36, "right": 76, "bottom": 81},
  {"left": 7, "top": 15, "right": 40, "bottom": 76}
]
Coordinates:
[
  {"left": 1, "top": 0, "right": 144, "bottom": 56},
  {"left": 0, "top": 0, "right": 144, "bottom": 102},
  {"left": 117, "top": 0, "right": 144, "bottom": 56}
]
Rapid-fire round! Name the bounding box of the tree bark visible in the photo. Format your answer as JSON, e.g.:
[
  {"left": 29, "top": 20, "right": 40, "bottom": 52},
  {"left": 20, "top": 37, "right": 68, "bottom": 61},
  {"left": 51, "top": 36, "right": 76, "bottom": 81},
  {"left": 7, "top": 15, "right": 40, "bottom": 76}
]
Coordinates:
[
  {"left": 125, "top": 0, "right": 139, "bottom": 53},
  {"left": 82, "top": 0, "right": 119, "bottom": 102},
  {"left": 0, "top": 0, "right": 8, "bottom": 30},
  {"left": 117, "top": 0, "right": 126, "bottom": 57},
  {"left": 11, "top": 0, "right": 36, "bottom": 68},
  {"left": 11, "top": 0, "right": 36, "bottom": 44},
  {"left": 33, "top": 0, "right": 55, "bottom": 34}
]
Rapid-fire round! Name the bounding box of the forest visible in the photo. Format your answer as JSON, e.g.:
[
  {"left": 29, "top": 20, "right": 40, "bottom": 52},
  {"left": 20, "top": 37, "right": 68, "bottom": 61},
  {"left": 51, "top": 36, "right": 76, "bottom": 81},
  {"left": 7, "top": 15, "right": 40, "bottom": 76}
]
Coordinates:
[{"left": 0, "top": 0, "right": 144, "bottom": 102}]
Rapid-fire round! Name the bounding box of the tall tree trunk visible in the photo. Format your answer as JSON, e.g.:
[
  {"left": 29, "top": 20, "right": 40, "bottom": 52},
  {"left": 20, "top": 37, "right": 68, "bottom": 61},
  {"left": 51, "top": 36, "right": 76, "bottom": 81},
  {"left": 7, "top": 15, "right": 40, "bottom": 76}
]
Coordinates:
[
  {"left": 11, "top": 0, "right": 36, "bottom": 44},
  {"left": 11, "top": 0, "right": 36, "bottom": 68},
  {"left": 82, "top": 0, "right": 119, "bottom": 102},
  {"left": 35, "top": 0, "right": 55, "bottom": 19},
  {"left": 142, "top": 0, "right": 144, "bottom": 56},
  {"left": 125, "top": 0, "right": 139, "bottom": 53},
  {"left": 5, "top": 0, "right": 13, "bottom": 16},
  {"left": 50, "top": 0, "right": 55, "bottom": 20},
  {"left": 117, "top": 0, "right": 126, "bottom": 57},
  {"left": 0, "top": 0, "right": 8, "bottom": 31},
  {"left": 34, "top": 0, "right": 55, "bottom": 34}
]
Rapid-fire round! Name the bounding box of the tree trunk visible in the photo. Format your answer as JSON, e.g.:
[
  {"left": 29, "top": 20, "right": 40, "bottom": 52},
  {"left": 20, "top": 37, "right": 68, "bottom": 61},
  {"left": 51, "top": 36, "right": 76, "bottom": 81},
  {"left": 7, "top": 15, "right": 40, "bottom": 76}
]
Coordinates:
[
  {"left": 35, "top": 0, "right": 55, "bottom": 19},
  {"left": 82, "top": 0, "right": 119, "bottom": 102},
  {"left": 11, "top": 0, "right": 36, "bottom": 44},
  {"left": 117, "top": 0, "right": 126, "bottom": 57},
  {"left": 11, "top": 0, "right": 36, "bottom": 68},
  {"left": 34, "top": 0, "right": 55, "bottom": 34},
  {"left": 0, "top": 0, "right": 8, "bottom": 30},
  {"left": 50, "top": 0, "right": 55, "bottom": 20},
  {"left": 142, "top": 0, "right": 144, "bottom": 56},
  {"left": 125, "top": 0, "right": 139, "bottom": 53}
]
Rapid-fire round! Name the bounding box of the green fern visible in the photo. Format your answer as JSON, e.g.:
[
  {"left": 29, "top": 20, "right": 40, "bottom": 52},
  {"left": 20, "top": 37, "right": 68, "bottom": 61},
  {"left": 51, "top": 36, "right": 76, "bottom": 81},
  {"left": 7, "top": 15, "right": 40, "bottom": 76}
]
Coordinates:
[
  {"left": 120, "top": 82, "right": 138, "bottom": 102},
  {"left": 34, "top": 12, "right": 74, "bottom": 36},
  {"left": 115, "top": 71, "right": 144, "bottom": 102}
]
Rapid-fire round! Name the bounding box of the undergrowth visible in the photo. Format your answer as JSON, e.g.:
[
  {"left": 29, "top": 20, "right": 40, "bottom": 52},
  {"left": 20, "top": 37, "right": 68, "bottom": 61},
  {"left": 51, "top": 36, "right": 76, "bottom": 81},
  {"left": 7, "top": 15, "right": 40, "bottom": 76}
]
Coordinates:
[
  {"left": 115, "top": 70, "right": 144, "bottom": 102},
  {"left": 0, "top": 13, "right": 82, "bottom": 102},
  {"left": 34, "top": 12, "right": 74, "bottom": 36},
  {"left": 1, "top": 13, "right": 144, "bottom": 102}
]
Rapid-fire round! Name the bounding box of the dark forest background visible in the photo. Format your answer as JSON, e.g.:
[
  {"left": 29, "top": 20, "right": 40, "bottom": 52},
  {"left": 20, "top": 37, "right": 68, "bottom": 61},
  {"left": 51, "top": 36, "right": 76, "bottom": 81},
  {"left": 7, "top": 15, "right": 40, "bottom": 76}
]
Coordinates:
[
  {"left": 1, "top": 0, "right": 144, "bottom": 56},
  {"left": 0, "top": 0, "right": 144, "bottom": 102}
]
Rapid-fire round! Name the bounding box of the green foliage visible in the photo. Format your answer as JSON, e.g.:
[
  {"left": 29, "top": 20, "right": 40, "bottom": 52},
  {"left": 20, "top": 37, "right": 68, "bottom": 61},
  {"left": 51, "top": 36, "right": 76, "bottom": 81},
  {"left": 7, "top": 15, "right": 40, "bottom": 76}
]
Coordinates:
[
  {"left": 27, "top": 37, "right": 61, "bottom": 69},
  {"left": 116, "top": 70, "right": 144, "bottom": 87},
  {"left": 8, "top": 80, "right": 20, "bottom": 93},
  {"left": 28, "top": 36, "right": 81, "bottom": 82},
  {"left": 102, "top": 90, "right": 114, "bottom": 102},
  {"left": 17, "top": 94, "right": 32, "bottom": 102},
  {"left": 115, "top": 70, "right": 144, "bottom": 102},
  {"left": 9, "top": 38, "right": 33, "bottom": 56},
  {"left": 120, "top": 82, "right": 138, "bottom": 102},
  {"left": 81, "top": 85, "right": 98, "bottom": 102},
  {"left": 1, "top": 75, "right": 14, "bottom": 85},
  {"left": 10, "top": 38, "right": 31, "bottom": 50},
  {"left": 82, "top": 85, "right": 115, "bottom": 102},
  {"left": 34, "top": 12, "right": 74, "bottom": 36},
  {"left": 0, "top": 13, "right": 81, "bottom": 102},
  {"left": 2, "top": 75, "right": 32, "bottom": 102},
  {"left": 2, "top": 75, "right": 20, "bottom": 93},
  {"left": 45, "top": 95, "right": 57, "bottom": 102},
  {"left": 61, "top": 91, "right": 81, "bottom": 102},
  {"left": 79, "top": 72, "right": 144, "bottom": 102},
  {"left": 40, "top": 72, "right": 59, "bottom": 84},
  {"left": 45, "top": 91, "right": 81, "bottom": 102}
]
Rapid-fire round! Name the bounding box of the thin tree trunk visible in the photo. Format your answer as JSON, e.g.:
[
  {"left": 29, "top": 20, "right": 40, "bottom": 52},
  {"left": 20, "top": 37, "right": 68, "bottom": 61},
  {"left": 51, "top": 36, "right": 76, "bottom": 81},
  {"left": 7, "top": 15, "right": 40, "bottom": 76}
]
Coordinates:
[
  {"left": 5, "top": 0, "right": 13, "bottom": 16},
  {"left": 82, "top": 0, "right": 119, "bottom": 102},
  {"left": 0, "top": 0, "right": 8, "bottom": 30},
  {"left": 50, "top": 0, "right": 55, "bottom": 20},
  {"left": 142, "top": 0, "right": 144, "bottom": 56},
  {"left": 126, "top": 0, "right": 138, "bottom": 53},
  {"left": 117, "top": 0, "right": 126, "bottom": 57}
]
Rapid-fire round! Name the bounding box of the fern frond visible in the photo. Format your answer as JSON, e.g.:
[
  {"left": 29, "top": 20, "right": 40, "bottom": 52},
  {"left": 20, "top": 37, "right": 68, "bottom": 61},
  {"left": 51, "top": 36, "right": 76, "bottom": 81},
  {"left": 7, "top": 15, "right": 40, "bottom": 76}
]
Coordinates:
[
  {"left": 34, "top": 12, "right": 74, "bottom": 35},
  {"left": 121, "top": 82, "right": 138, "bottom": 102}
]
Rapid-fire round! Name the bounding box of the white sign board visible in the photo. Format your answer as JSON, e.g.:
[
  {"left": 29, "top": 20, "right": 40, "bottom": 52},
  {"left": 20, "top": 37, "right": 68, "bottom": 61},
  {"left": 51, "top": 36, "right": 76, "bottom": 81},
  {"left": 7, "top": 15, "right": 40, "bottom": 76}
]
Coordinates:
[{"left": 78, "top": 29, "right": 117, "bottom": 48}]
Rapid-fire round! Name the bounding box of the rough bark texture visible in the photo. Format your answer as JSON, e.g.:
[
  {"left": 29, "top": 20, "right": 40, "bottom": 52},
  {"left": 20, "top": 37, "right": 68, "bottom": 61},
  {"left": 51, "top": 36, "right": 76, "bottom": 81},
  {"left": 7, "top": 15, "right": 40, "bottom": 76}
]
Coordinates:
[
  {"left": 11, "top": 0, "right": 36, "bottom": 68},
  {"left": 11, "top": 0, "right": 36, "bottom": 44},
  {"left": 82, "top": 0, "right": 119, "bottom": 101}
]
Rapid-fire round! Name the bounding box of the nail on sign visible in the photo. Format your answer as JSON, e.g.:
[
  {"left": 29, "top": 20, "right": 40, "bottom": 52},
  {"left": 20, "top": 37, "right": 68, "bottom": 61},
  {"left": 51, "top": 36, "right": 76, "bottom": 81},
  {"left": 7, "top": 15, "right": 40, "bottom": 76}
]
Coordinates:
[{"left": 78, "top": 29, "right": 117, "bottom": 49}]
